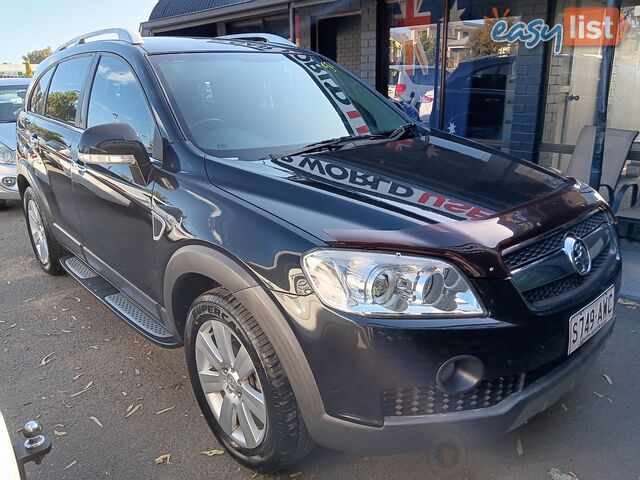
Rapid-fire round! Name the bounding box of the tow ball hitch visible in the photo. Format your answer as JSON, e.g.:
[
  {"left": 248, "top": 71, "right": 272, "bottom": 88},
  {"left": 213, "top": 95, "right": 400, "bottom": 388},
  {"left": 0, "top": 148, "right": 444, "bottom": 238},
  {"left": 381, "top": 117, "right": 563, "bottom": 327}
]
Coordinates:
[{"left": 13, "top": 420, "right": 52, "bottom": 479}]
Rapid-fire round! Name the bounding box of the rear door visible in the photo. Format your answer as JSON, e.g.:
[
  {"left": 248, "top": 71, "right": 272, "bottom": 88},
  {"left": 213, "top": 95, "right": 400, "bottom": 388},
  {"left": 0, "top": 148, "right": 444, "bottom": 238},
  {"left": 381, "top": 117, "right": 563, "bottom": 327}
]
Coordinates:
[
  {"left": 73, "top": 53, "right": 160, "bottom": 309},
  {"left": 20, "top": 55, "right": 94, "bottom": 254}
]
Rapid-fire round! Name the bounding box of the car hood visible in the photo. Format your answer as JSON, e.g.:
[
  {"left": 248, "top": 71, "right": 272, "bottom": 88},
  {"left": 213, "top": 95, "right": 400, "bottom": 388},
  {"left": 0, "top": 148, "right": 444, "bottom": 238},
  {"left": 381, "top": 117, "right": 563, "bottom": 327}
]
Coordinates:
[
  {"left": 205, "top": 131, "right": 605, "bottom": 278},
  {"left": 0, "top": 122, "right": 16, "bottom": 150}
]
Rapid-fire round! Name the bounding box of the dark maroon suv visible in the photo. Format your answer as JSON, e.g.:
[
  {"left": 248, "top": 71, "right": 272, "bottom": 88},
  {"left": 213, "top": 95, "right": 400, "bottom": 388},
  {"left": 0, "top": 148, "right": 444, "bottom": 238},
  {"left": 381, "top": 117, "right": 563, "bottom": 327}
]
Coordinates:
[{"left": 16, "top": 30, "right": 620, "bottom": 472}]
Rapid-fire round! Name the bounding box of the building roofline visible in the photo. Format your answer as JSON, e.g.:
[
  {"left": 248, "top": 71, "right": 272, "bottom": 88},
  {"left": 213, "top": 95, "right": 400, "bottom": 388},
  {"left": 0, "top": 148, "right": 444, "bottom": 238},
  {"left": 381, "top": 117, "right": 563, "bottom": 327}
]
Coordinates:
[
  {"left": 140, "top": 0, "right": 286, "bottom": 34},
  {"left": 139, "top": 0, "right": 335, "bottom": 34}
]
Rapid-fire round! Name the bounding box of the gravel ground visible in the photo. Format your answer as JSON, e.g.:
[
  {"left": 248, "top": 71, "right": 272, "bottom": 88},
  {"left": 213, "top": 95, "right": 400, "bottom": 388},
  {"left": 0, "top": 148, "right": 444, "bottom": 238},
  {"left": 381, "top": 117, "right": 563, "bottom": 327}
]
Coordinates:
[{"left": 1, "top": 202, "right": 639, "bottom": 480}]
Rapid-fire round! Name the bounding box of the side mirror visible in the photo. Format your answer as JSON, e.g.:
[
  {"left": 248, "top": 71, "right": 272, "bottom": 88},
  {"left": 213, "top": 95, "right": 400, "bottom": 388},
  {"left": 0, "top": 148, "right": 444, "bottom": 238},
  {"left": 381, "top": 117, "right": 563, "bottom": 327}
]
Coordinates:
[{"left": 78, "top": 123, "right": 153, "bottom": 185}]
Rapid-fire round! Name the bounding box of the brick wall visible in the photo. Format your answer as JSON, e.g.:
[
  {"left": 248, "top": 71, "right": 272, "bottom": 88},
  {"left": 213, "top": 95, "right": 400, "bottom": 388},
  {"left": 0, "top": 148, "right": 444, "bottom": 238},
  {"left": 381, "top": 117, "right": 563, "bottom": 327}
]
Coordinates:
[
  {"left": 336, "top": 16, "right": 362, "bottom": 74},
  {"left": 295, "top": 0, "right": 377, "bottom": 86},
  {"left": 508, "top": 0, "right": 550, "bottom": 163}
]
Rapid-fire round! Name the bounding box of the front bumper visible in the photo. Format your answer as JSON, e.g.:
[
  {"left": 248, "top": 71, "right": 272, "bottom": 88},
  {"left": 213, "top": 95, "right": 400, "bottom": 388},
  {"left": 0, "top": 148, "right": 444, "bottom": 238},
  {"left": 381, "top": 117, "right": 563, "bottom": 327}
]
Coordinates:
[
  {"left": 300, "top": 319, "right": 613, "bottom": 454},
  {"left": 0, "top": 163, "right": 19, "bottom": 200}
]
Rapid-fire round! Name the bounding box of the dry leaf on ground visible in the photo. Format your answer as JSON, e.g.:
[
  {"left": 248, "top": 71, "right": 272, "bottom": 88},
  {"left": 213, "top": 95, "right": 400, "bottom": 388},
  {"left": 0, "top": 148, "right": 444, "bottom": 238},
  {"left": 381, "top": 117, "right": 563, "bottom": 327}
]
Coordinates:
[
  {"left": 54, "top": 430, "right": 67, "bottom": 436},
  {"left": 516, "top": 437, "right": 524, "bottom": 456},
  {"left": 37, "top": 352, "right": 55, "bottom": 367},
  {"left": 90, "top": 416, "right": 103, "bottom": 428},
  {"left": 593, "top": 391, "right": 604, "bottom": 398},
  {"left": 125, "top": 404, "right": 142, "bottom": 418},
  {"left": 200, "top": 449, "right": 225, "bottom": 456},
  {"left": 154, "top": 454, "right": 171, "bottom": 465},
  {"left": 290, "top": 472, "right": 303, "bottom": 479},
  {"left": 64, "top": 461, "right": 77, "bottom": 470},
  {"left": 155, "top": 405, "right": 176, "bottom": 415},
  {"left": 602, "top": 374, "right": 613, "bottom": 385},
  {"left": 549, "top": 468, "right": 578, "bottom": 480},
  {"left": 70, "top": 380, "right": 94, "bottom": 397}
]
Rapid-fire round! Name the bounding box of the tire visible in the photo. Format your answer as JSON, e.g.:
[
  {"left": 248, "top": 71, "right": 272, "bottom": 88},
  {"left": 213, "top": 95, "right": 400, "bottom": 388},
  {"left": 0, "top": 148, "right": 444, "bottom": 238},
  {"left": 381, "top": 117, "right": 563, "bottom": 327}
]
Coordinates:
[
  {"left": 184, "top": 288, "right": 314, "bottom": 472},
  {"left": 23, "top": 187, "right": 64, "bottom": 275}
]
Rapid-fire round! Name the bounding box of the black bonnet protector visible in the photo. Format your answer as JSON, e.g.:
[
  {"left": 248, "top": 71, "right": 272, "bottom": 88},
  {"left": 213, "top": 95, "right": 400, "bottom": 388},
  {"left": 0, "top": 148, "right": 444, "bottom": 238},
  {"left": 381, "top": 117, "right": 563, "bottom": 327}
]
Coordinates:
[{"left": 270, "top": 133, "right": 606, "bottom": 279}]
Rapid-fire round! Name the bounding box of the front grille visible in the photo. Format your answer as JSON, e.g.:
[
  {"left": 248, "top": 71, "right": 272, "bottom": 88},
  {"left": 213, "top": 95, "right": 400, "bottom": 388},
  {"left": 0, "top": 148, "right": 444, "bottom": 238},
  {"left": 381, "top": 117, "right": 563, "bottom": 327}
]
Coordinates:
[
  {"left": 503, "top": 212, "right": 608, "bottom": 271},
  {"left": 521, "top": 247, "right": 609, "bottom": 304},
  {"left": 382, "top": 375, "right": 522, "bottom": 417}
]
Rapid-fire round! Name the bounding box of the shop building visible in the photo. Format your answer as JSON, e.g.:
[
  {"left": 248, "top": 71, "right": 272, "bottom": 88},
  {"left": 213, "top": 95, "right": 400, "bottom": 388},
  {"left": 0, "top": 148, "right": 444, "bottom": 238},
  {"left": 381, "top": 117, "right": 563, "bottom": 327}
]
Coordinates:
[{"left": 140, "top": 0, "right": 640, "bottom": 176}]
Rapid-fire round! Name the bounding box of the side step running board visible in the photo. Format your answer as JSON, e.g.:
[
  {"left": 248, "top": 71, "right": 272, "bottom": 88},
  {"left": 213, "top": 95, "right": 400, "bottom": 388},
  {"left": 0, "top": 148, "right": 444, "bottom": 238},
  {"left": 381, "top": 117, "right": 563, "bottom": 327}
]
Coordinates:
[{"left": 60, "top": 255, "right": 180, "bottom": 347}]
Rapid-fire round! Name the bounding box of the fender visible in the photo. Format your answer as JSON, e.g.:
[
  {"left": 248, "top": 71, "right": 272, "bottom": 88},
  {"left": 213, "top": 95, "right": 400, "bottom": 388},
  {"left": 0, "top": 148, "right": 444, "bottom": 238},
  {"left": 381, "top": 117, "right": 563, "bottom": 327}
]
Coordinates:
[
  {"left": 161, "top": 244, "right": 330, "bottom": 439},
  {"left": 16, "top": 161, "right": 53, "bottom": 219}
]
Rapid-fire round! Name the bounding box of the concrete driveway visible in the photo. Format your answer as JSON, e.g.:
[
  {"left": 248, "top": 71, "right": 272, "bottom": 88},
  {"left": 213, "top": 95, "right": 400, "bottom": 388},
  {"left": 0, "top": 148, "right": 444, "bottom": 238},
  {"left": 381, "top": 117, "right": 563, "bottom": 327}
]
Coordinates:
[{"left": 1, "top": 203, "right": 639, "bottom": 480}]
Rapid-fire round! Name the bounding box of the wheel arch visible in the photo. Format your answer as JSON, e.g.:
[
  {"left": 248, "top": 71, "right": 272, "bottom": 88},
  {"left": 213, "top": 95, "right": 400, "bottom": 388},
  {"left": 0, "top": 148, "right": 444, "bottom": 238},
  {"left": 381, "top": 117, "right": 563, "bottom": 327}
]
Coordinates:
[
  {"left": 163, "top": 244, "right": 326, "bottom": 435},
  {"left": 163, "top": 245, "right": 260, "bottom": 340}
]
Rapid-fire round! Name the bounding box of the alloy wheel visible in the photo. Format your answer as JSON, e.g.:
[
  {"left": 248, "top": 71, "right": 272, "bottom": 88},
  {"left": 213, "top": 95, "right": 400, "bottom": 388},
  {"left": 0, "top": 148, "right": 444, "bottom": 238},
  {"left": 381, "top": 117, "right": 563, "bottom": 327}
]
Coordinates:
[
  {"left": 195, "top": 319, "right": 267, "bottom": 449},
  {"left": 27, "top": 199, "right": 49, "bottom": 265}
]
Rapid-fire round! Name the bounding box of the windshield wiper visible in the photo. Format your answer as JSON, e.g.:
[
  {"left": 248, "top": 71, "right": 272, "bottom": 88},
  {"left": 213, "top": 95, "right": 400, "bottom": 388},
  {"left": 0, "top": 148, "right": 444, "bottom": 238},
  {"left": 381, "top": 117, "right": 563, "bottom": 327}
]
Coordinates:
[
  {"left": 269, "top": 123, "right": 421, "bottom": 160},
  {"left": 383, "top": 122, "right": 420, "bottom": 140}
]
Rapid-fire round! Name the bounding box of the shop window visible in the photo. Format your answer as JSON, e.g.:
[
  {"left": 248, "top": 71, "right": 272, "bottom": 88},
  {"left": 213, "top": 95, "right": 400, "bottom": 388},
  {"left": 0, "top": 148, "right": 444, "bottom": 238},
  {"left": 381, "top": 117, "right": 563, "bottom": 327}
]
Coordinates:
[
  {"left": 437, "top": 2, "right": 520, "bottom": 141},
  {"left": 608, "top": 5, "right": 640, "bottom": 139},
  {"left": 227, "top": 16, "right": 290, "bottom": 39},
  {"left": 386, "top": 1, "right": 521, "bottom": 142},
  {"left": 540, "top": 0, "right": 605, "bottom": 171},
  {"left": 387, "top": 0, "right": 443, "bottom": 124}
]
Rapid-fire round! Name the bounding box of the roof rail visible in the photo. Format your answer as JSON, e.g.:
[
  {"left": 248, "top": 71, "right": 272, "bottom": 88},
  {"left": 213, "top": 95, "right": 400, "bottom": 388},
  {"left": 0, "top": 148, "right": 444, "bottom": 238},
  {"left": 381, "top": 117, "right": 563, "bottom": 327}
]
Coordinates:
[
  {"left": 55, "top": 28, "right": 144, "bottom": 53},
  {"left": 215, "top": 33, "right": 295, "bottom": 47}
]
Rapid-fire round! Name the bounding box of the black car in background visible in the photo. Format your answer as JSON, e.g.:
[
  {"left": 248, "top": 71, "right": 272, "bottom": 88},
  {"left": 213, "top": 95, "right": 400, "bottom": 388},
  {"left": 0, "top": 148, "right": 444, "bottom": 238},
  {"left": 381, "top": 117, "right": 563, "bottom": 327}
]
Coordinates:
[
  {"left": 16, "top": 30, "right": 620, "bottom": 472},
  {"left": 431, "top": 55, "right": 514, "bottom": 139}
]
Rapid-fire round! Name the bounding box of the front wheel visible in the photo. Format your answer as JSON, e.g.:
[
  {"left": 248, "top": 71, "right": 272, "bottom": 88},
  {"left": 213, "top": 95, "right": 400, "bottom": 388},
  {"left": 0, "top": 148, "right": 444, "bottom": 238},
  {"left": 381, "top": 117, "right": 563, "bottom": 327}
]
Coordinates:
[
  {"left": 23, "top": 187, "right": 64, "bottom": 275},
  {"left": 184, "top": 288, "right": 313, "bottom": 472}
]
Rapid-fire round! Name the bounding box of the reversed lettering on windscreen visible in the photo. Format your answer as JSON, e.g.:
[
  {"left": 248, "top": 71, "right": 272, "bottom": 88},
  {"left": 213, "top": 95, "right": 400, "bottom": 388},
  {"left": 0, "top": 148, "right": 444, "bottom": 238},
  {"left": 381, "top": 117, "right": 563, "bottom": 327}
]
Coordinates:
[{"left": 276, "top": 155, "right": 493, "bottom": 221}]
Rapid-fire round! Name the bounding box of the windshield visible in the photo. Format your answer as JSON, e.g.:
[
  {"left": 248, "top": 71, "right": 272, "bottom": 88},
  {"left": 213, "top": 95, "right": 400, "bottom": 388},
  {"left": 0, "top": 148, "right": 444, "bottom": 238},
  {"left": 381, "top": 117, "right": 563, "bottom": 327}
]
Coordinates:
[
  {"left": 151, "top": 52, "right": 408, "bottom": 159},
  {"left": 0, "top": 85, "right": 27, "bottom": 123}
]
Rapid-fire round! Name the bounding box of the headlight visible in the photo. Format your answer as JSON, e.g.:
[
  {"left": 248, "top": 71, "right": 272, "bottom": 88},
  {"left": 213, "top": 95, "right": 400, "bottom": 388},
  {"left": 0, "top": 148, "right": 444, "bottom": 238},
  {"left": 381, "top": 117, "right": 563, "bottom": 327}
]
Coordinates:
[
  {"left": 0, "top": 142, "right": 16, "bottom": 165},
  {"left": 301, "top": 249, "right": 485, "bottom": 317}
]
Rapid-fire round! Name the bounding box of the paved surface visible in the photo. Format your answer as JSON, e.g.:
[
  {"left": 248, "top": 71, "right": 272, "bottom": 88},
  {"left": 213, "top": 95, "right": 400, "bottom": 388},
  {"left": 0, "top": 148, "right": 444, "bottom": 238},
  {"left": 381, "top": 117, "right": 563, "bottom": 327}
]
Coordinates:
[{"left": 1, "top": 202, "right": 640, "bottom": 480}]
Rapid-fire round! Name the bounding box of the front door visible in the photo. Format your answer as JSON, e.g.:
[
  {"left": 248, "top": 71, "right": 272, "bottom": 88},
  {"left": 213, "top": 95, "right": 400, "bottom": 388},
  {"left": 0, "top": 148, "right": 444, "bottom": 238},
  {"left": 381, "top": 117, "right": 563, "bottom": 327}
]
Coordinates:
[
  {"left": 73, "top": 54, "right": 160, "bottom": 310},
  {"left": 24, "top": 56, "right": 93, "bottom": 253}
]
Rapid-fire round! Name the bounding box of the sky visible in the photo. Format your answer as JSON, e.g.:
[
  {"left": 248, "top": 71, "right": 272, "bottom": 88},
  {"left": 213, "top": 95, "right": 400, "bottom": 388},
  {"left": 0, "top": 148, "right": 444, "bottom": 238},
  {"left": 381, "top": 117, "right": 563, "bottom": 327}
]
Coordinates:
[{"left": 0, "top": 0, "right": 159, "bottom": 64}]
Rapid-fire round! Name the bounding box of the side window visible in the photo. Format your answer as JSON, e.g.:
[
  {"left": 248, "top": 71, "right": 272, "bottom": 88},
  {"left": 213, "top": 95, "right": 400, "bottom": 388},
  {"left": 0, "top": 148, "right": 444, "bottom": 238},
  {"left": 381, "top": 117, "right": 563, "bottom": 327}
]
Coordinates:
[
  {"left": 87, "top": 56, "right": 155, "bottom": 153},
  {"left": 29, "top": 68, "right": 54, "bottom": 115},
  {"left": 45, "top": 56, "right": 92, "bottom": 125}
]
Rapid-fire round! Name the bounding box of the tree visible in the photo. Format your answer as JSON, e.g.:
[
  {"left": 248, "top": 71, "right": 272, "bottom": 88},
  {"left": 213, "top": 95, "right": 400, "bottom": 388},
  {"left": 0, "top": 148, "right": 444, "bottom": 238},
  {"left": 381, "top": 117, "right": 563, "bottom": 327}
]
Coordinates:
[
  {"left": 419, "top": 33, "right": 437, "bottom": 65},
  {"left": 467, "top": 20, "right": 515, "bottom": 58},
  {"left": 22, "top": 47, "right": 53, "bottom": 65},
  {"left": 24, "top": 60, "right": 33, "bottom": 78},
  {"left": 468, "top": 23, "right": 501, "bottom": 57},
  {"left": 46, "top": 91, "right": 79, "bottom": 123}
]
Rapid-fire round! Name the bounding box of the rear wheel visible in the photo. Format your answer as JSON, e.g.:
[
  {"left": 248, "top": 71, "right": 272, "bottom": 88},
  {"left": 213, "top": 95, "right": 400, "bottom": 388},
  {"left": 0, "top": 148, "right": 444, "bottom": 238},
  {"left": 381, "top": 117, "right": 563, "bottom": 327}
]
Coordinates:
[
  {"left": 23, "top": 187, "right": 64, "bottom": 275},
  {"left": 184, "top": 288, "right": 313, "bottom": 472}
]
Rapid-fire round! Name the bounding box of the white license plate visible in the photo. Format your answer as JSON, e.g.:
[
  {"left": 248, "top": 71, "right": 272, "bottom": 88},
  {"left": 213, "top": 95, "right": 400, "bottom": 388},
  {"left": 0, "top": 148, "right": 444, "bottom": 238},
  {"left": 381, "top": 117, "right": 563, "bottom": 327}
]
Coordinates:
[{"left": 568, "top": 286, "right": 615, "bottom": 355}]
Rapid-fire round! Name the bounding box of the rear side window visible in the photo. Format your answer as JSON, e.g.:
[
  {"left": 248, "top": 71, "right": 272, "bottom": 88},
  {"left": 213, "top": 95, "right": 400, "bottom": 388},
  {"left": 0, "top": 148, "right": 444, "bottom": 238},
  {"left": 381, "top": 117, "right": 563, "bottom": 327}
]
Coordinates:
[
  {"left": 29, "top": 68, "right": 54, "bottom": 115},
  {"left": 87, "top": 56, "right": 155, "bottom": 153},
  {"left": 45, "top": 56, "right": 92, "bottom": 125}
]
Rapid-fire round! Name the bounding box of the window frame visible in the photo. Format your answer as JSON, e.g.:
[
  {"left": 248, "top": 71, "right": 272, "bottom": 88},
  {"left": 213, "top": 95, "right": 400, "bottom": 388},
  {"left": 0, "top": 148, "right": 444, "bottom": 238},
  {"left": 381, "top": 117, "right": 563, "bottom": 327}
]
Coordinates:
[
  {"left": 27, "top": 65, "right": 58, "bottom": 116},
  {"left": 82, "top": 52, "right": 159, "bottom": 155},
  {"left": 40, "top": 53, "right": 96, "bottom": 128}
]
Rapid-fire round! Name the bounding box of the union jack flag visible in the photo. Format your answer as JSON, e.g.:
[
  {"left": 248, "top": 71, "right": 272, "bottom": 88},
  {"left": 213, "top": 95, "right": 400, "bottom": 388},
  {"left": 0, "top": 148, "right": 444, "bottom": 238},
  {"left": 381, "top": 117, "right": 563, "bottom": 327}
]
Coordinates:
[{"left": 390, "top": 0, "right": 432, "bottom": 28}]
